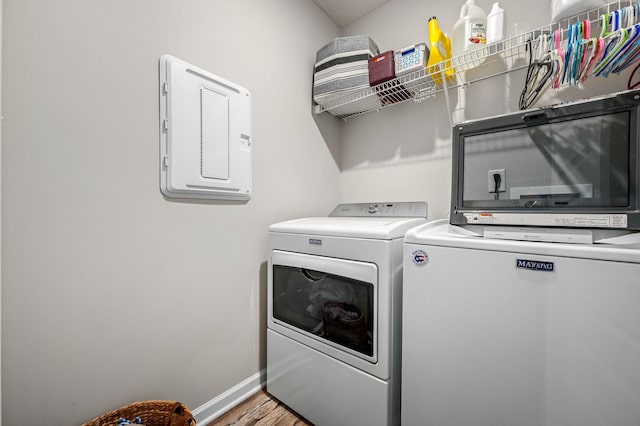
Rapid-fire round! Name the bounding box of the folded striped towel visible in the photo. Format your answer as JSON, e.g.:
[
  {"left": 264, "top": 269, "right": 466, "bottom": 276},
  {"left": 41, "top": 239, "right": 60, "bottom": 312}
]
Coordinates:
[{"left": 313, "top": 35, "right": 379, "bottom": 107}]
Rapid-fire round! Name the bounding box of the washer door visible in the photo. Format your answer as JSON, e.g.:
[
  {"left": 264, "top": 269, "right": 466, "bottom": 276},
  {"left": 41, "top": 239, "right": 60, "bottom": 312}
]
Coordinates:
[{"left": 269, "top": 250, "right": 378, "bottom": 363}]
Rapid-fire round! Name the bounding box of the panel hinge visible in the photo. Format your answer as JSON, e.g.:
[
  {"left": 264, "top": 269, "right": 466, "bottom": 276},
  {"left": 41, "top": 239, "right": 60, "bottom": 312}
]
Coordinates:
[
  {"left": 163, "top": 156, "right": 170, "bottom": 167},
  {"left": 163, "top": 119, "right": 169, "bottom": 131},
  {"left": 162, "top": 82, "right": 169, "bottom": 95}
]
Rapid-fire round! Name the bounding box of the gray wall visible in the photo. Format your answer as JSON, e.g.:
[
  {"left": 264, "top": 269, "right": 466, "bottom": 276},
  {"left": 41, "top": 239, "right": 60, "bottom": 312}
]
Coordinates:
[
  {"left": 0, "top": 0, "right": 3, "bottom": 422},
  {"left": 1, "top": 0, "right": 340, "bottom": 424},
  {"left": 2, "top": 0, "right": 635, "bottom": 424},
  {"left": 338, "top": 0, "right": 629, "bottom": 219}
]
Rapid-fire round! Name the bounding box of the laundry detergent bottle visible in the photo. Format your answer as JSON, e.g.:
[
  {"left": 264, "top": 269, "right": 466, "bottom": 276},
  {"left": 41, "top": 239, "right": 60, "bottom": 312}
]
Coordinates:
[
  {"left": 452, "top": 0, "right": 487, "bottom": 58},
  {"left": 486, "top": 2, "right": 505, "bottom": 44},
  {"left": 427, "top": 16, "right": 455, "bottom": 86}
]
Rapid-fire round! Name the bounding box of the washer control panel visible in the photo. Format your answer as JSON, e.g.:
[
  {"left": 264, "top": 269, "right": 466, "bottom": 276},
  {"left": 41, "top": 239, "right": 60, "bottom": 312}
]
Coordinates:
[{"left": 330, "top": 202, "right": 428, "bottom": 218}]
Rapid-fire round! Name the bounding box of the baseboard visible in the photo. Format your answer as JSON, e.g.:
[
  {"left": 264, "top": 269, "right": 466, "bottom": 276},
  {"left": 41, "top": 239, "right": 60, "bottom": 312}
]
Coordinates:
[{"left": 192, "top": 369, "right": 266, "bottom": 425}]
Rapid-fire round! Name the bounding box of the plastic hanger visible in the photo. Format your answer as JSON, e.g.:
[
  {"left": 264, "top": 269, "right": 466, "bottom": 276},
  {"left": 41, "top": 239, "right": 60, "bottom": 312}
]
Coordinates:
[
  {"left": 600, "top": 20, "right": 640, "bottom": 77},
  {"left": 520, "top": 36, "right": 554, "bottom": 109},
  {"left": 520, "top": 34, "right": 564, "bottom": 109},
  {"left": 549, "top": 49, "right": 565, "bottom": 92},
  {"left": 594, "top": 25, "right": 630, "bottom": 77},
  {"left": 553, "top": 29, "right": 565, "bottom": 88},
  {"left": 625, "top": 5, "right": 635, "bottom": 28},
  {"left": 610, "top": 24, "right": 640, "bottom": 73},
  {"left": 564, "top": 21, "right": 591, "bottom": 85},
  {"left": 575, "top": 21, "right": 594, "bottom": 82},
  {"left": 572, "top": 22, "right": 580, "bottom": 83},
  {"left": 562, "top": 22, "right": 579, "bottom": 84},
  {"left": 600, "top": 12, "right": 610, "bottom": 38},
  {"left": 602, "top": 5, "right": 640, "bottom": 75},
  {"left": 579, "top": 37, "right": 605, "bottom": 82},
  {"left": 573, "top": 21, "right": 592, "bottom": 84}
]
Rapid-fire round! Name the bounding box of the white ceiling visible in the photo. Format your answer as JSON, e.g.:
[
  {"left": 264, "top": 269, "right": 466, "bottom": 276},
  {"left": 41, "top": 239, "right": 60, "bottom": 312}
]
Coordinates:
[{"left": 313, "top": 0, "right": 390, "bottom": 27}]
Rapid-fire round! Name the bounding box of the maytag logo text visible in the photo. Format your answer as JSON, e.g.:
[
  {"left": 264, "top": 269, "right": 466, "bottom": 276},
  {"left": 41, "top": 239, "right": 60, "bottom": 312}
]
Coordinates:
[{"left": 516, "top": 259, "right": 554, "bottom": 272}]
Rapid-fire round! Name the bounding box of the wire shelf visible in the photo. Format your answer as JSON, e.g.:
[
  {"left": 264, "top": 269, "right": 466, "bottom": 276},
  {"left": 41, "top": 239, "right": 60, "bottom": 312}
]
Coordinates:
[{"left": 313, "top": 0, "right": 636, "bottom": 121}]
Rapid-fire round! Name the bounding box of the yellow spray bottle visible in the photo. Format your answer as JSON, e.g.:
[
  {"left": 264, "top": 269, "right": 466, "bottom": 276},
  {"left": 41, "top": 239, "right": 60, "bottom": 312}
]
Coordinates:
[{"left": 427, "top": 16, "right": 455, "bottom": 86}]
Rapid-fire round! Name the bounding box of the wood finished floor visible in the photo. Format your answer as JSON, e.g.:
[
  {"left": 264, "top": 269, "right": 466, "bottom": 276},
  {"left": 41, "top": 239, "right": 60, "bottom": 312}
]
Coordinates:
[{"left": 207, "top": 390, "right": 313, "bottom": 426}]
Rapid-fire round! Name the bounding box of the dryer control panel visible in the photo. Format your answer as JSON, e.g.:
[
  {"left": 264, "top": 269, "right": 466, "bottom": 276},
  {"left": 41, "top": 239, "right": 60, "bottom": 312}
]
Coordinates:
[{"left": 330, "top": 202, "right": 428, "bottom": 218}]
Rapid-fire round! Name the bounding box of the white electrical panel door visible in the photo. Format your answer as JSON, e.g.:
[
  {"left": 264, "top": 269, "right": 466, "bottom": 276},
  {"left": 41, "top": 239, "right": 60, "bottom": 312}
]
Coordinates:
[{"left": 159, "top": 55, "right": 252, "bottom": 200}]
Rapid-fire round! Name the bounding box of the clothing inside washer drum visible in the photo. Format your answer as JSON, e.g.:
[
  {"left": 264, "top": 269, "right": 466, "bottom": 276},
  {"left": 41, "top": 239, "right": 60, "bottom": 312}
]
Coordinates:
[
  {"left": 287, "top": 271, "right": 357, "bottom": 320},
  {"left": 323, "top": 302, "right": 367, "bottom": 345}
]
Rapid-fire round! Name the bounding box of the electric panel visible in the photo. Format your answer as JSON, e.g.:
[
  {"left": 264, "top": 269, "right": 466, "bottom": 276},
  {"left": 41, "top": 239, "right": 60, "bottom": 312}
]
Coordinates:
[{"left": 159, "top": 55, "right": 252, "bottom": 201}]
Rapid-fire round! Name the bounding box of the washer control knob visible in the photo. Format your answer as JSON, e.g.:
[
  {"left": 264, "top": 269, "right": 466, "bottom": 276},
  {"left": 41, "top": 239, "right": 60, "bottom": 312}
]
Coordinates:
[{"left": 368, "top": 204, "right": 379, "bottom": 214}]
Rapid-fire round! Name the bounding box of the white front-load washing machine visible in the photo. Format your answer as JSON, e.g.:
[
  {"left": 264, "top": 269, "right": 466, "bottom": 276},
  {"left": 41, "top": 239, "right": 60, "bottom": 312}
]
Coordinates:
[{"left": 266, "top": 202, "right": 427, "bottom": 426}]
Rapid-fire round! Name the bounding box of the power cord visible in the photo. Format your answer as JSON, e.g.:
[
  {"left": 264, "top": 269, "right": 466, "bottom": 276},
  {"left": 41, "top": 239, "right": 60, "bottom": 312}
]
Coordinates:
[{"left": 493, "top": 173, "right": 502, "bottom": 200}]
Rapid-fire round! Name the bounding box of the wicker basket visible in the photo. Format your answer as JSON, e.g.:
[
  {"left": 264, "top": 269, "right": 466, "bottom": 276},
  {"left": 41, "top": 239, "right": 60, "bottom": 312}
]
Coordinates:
[{"left": 82, "top": 400, "right": 196, "bottom": 426}]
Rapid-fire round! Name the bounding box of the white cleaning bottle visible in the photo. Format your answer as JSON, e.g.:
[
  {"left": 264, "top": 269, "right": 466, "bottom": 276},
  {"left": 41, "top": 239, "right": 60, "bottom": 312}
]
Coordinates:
[
  {"left": 452, "top": 0, "right": 487, "bottom": 58},
  {"left": 486, "top": 2, "right": 505, "bottom": 44}
]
